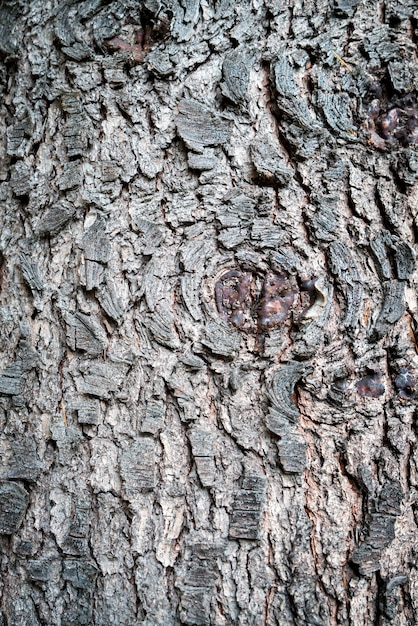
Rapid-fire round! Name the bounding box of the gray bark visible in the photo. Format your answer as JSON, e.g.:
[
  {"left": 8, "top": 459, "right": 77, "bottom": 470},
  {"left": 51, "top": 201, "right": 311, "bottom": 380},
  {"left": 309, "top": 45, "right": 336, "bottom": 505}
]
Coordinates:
[{"left": 0, "top": 0, "right": 417, "bottom": 624}]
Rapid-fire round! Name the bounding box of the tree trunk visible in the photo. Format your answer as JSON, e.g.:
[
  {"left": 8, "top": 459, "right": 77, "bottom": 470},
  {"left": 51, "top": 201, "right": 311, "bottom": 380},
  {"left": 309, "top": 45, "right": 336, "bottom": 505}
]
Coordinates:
[{"left": 0, "top": 0, "right": 417, "bottom": 624}]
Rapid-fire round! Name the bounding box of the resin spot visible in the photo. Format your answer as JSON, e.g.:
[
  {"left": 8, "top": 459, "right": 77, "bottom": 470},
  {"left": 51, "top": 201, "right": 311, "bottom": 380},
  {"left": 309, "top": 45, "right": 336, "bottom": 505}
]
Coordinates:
[
  {"left": 258, "top": 273, "right": 295, "bottom": 330},
  {"left": 215, "top": 270, "right": 254, "bottom": 330},
  {"left": 394, "top": 367, "right": 418, "bottom": 400},
  {"left": 355, "top": 372, "right": 385, "bottom": 398}
]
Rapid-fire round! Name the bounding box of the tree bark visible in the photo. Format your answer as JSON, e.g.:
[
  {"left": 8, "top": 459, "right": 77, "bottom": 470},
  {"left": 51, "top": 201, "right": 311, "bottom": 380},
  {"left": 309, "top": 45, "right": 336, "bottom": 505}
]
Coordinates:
[{"left": 0, "top": 0, "right": 417, "bottom": 624}]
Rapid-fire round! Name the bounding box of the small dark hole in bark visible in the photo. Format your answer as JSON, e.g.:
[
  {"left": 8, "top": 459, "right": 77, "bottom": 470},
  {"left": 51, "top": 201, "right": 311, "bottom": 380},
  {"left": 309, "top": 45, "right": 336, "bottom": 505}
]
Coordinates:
[{"left": 388, "top": 15, "right": 401, "bottom": 28}]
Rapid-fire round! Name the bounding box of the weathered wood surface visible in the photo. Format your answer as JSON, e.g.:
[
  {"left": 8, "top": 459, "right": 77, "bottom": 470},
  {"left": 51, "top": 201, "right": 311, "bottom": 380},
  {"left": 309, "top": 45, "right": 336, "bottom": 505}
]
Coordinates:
[{"left": 0, "top": 0, "right": 417, "bottom": 624}]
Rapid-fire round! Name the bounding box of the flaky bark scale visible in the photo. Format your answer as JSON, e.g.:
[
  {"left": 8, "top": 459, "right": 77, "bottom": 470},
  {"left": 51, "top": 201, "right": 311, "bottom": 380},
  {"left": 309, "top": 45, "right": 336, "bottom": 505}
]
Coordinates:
[{"left": 0, "top": 0, "right": 417, "bottom": 624}]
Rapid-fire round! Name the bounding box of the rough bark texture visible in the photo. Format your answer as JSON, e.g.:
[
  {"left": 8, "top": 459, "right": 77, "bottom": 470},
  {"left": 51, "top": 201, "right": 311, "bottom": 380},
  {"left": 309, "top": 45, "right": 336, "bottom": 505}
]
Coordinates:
[{"left": 0, "top": 0, "right": 418, "bottom": 624}]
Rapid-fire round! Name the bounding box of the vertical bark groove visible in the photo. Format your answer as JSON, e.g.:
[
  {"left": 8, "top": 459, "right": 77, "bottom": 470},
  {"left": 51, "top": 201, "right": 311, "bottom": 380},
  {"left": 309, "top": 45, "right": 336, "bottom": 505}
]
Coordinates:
[{"left": 0, "top": 0, "right": 417, "bottom": 624}]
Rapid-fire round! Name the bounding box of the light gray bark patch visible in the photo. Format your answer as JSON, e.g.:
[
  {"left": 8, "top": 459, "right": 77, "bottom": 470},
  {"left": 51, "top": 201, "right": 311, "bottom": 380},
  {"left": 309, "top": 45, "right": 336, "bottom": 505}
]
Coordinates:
[
  {"left": 6, "top": 109, "right": 33, "bottom": 157},
  {"left": 120, "top": 438, "right": 157, "bottom": 497},
  {"left": 396, "top": 150, "right": 418, "bottom": 187},
  {"left": 280, "top": 122, "right": 321, "bottom": 159},
  {"left": 0, "top": 482, "right": 29, "bottom": 535},
  {"left": 147, "top": 49, "right": 175, "bottom": 77},
  {"left": 389, "top": 59, "right": 414, "bottom": 92},
  {"left": 6, "top": 596, "right": 40, "bottom": 626},
  {"left": 188, "top": 428, "right": 216, "bottom": 486},
  {"left": 351, "top": 514, "right": 396, "bottom": 575},
  {"left": 176, "top": 99, "right": 231, "bottom": 151},
  {"left": 64, "top": 312, "right": 108, "bottom": 357},
  {"left": 251, "top": 218, "right": 285, "bottom": 249},
  {"left": 187, "top": 149, "right": 217, "bottom": 171},
  {"left": 181, "top": 273, "right": 203, "bottom": 321},
  {"left": 103, "top": 56, "right": 127, "bottom": 87},
  {"left": 376, "top": 159, "right": 402, "bottom": 201},
  {"left": 307, "top": 195, "right": 340, "bottom": 242},
  {"left": 62, "top": 42, "right": 94, "bottom": 61},
  {"left": 72, "top": 399, "right": 101, "bottom": 425},
  {"left": 371, "top": 280, "right": 405, "bottom": 339},
  {"left": 229, "top": 472, "right": 267, "bottom": 540},
  {"left": 171, "top": 0, "right": 201, "bottom": 41},
  {"left": 0, "top": 3, "right": 20, "bottom": 58},
  {"left": 0, "top": 362, "right": 24, "bottom": 396},
  {"left": 50, "top": 422, "right": 83, "bottom": 459},
  {"left": 217, "top": 191, "right": 257, "bottom": 228},
  {"left": 166, "top": 192, "right": 197, "bottom": 227},
  {"left": 314, "top": 70, "right": 357, "bottom": 139},
  {"left": 146, "top": 306, "right": 180, "bottom": 350},
  {"left": 276, "top": 433, "right": 307, "bottom": 474},
  {"left": 37, "top": 202, "right": 76, "bottom": 235},
  {"left": 334, "top": 0, "right": 359, "bottom": 18},
  {"left": 97, "top": 281, "right": 124, "bottom": 324},
  {"left": 370, "top": 236, "right": 393, "bottom": 280},
  {"left": 75, "top": 361, "right": 127, "bottom": 399},
  {"left": 59, "top": 92, "right": 91, "bottom": 158},
  {"left": 250, "top": 136, "right": 293, "bottom": 185},
  {"left": 58, "top": 162, "right": 83, "bottom": 191},
  {"left": 393, "top": 241, "right": 416, "bottom": 280},
  {"left": 218, "top": 227, "right": 248, "bottom": 249},
  {"left": 221, "top": 48, "right": 250, "bottom": 106},
  {"left": 348, "top": 166, "right": 377, "bottom": 222},
  {"left": 200, "top": 320, "right": 241, "bottom": 357},
  {"left": 181, "top": 350, "right": 205, "bottom": 370},
  {"left": 26, "top": 558, "right": 53, "bottom": 584},
  {"left": 177, "top": 541, "right": 222, "bottom": 625},
  {"left": 19, "top": 253, "right": 43, "bottom": 292},
  {"left": 63, "top": 112, "right": 90, "bottom": 158},
  {"left": 8, "top": 438, "right": 41, "bottom": 482},
  {"left": 272, "top": 57, "right": 322, "bottom": 132},
  {"left": 327, "top": 240, "right": 363, "bottom": 329},
  {"left": 82, "top": 221, "right": 111, "bottom": 290},
  {"left": 134, "top": 217, "right": 165, "bottom": 254},
  {"left": 63, "top": 559, "right": 98, "bottom": 590},
  {"left": 85, "top": 261, "right": 104, "bottom": 291},
  {"left": 266, "top": 362, "right": 310, "bottom": 429},
  {"left": 62, "top": 502, "right": 91, "bottom": 556},
  {"left": 188, "top": 429, "right": 215, "bottom": 457},
  {"left": 10, "top": 161, "right": 32, "bottom": 197},
  {"left": 266, "top": 363, "right": 310, "bottom": 473},
  {"left": 141, "top": 399, "right": 165, "bottom": 435},
  {"left": 143, "top": 258, "right": 169, "bottom": 312},
  {"left": 180, "top": 237, "right": 215, "bottom": 272},
  {"left": 182, "top": 0, "right": 200, "bottom": 25}
]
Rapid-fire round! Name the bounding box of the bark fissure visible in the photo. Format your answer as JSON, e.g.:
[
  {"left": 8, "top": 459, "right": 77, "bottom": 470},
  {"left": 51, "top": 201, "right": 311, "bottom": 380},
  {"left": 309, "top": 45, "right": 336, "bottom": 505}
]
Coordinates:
[{"left": 0, "top": 0, "right": 417, "bottom": 624}]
